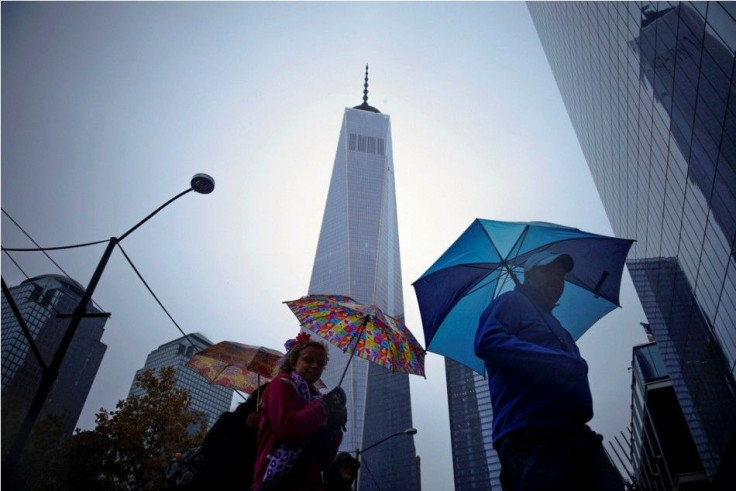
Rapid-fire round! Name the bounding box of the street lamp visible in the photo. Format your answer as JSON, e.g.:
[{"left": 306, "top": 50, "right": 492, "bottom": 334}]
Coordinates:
[
  {"left": 2, "top": 173, "right": 215, "bottom": 483},
  {"left": 354, "top": 428, "right": 418, "bottom": 490}
]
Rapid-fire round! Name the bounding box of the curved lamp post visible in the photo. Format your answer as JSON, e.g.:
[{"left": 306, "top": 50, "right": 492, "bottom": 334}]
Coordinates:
[
  {"left": 2, "top": 173, "right": 215, "bottom": 482},
  {"left": 354, "top": 428, "right": 418, "bottom": 490}
]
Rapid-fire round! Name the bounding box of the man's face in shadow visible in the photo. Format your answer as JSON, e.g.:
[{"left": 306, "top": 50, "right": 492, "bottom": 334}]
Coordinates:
[{"left": 526, "top": 259, "right": 567, "bottom": 309}]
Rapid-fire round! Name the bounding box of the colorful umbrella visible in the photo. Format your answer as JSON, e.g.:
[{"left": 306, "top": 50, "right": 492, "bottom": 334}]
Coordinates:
[
  {"left": 283, "top": 294, "right": 426, "bottom": 385},
  {"left": 413, "top": 219, "right": 635, "bottom": 374},
  {"left": 186, "top": 341, "right": 283, "bottom": 397}
]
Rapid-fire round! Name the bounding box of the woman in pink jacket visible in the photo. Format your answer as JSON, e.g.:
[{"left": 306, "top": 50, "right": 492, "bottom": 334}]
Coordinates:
[{"left": 253, "top": 332, "right": 347, "bottom": 491}]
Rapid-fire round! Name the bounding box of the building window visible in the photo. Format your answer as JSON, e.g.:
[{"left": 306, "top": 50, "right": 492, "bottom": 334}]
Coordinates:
[{"left": 348, "top": 133, "right": 385, "bottom": 156}]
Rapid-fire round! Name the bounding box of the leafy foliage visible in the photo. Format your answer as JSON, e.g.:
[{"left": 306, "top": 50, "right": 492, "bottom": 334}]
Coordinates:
[
  {"left": 2, "top": 409, "right": 66, "bottom": 491},
  {"left": 52, "top": 367, "right": 207, "bottom": 490}
]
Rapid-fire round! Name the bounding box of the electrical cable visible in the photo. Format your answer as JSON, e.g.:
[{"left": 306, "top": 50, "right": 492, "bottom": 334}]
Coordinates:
[
  {"left": 1, "top": 209, "right": 106, "bottom": 312},
  {"left": 116, "top": 243, "right": 247, "bottom": 401},
  {"left": 3, "top": 209, "right": 246, "bottom": 404},
  {"left": 1, "top": 250, "right": 65, "bottom": 318},
  {"left": 1, "top": 241, "right": 111, "bottom": 252},
  {"left": 116, "top": 243, "right": 198, "bottom": 349},
  {"left": 2, "top": 250, "right": 30, "bottom": 280},
  {"left": 1, "top": 209, "right": 109, "bottom": 252}
]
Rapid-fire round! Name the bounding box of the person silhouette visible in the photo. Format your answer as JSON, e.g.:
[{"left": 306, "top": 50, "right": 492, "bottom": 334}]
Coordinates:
[{"left": 475, "top": 251, "right": 624, "bottom": 490}]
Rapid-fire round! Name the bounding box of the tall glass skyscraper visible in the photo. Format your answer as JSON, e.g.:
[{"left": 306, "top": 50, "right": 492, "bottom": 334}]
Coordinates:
[
  {"left": 1, "top": 274, "right": 107, "bottom": 441},
  {"left": 129, "top": 333, "right": 232, "bottom": 429},
  {"left": 528, "top": 2, "right": 735, "bottom": 485},
  {"left": 446, "top": 359, "right": 500, "bottom": 490},
  {"left": 307, "top": 69, "right": 418, "bottom": 490}
]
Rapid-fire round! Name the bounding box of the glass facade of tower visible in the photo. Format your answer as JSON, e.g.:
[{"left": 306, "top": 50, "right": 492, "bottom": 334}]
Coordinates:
[
  {"left": 129, "top": 333, "right": 232, "bottom": 429},
  {"left": 631, "top": 342, "right": 708, "bottom": 489},
  {"left": 446, "top": 359, "right": 501, "bottom": 490},
  {"left": 1, "top": 275, "right": 107, "bottom": 440},
  {"left": 308, "top": 106, "right": 418, "bottom": 490},
  {"left": 528, "top": 1, "right": 736, "bottom": 483}
]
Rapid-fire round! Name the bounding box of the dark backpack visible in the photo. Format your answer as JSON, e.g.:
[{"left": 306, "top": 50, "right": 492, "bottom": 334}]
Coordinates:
[
  {"left": 164, "top": 446, "right": 208, "bottom": 489},
  {"left": 166, "top": 383, "right": 268, "bottom": 488}
]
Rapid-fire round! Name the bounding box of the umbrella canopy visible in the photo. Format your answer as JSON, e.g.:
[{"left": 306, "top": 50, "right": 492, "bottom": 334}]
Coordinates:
[
  {"left": 283, "top": 294, "right": 426, "bottom": 383},
  {"left": 186, "top": 341, "right": 283, "bottom": 394},
  {"left": 412, "top": 219, "right": 635, "bottom": 374}
]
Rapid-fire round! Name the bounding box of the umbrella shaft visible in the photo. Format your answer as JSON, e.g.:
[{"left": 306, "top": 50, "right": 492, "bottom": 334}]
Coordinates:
[
  {"left": 337, "top": 347, "right": 355, "bottom": 388},
  {"left": 336, "top": 315, "right": 368, "bottom": 388}
]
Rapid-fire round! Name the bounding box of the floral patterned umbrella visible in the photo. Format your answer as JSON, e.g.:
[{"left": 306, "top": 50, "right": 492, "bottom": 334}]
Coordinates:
[
  {"left": 283, "top": 294, "right": 426, "bottom": 385},
  {"left": 186, "top": 341, "right": 283, "bottom": 396}
]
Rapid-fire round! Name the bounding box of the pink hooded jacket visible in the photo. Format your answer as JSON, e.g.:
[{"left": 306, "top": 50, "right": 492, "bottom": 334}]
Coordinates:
[{"left": 252, "top": 373, "right": 343, "bottom": 490}]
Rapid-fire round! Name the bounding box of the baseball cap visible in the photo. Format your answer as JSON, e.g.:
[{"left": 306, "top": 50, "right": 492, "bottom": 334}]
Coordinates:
[{"left": 523, "top": 251, "right": 574, "bottom": 273}]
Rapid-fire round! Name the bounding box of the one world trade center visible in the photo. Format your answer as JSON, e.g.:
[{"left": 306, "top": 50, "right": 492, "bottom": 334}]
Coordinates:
[{"left": 307, "top": 67, "right": 418, "bottom": 490}]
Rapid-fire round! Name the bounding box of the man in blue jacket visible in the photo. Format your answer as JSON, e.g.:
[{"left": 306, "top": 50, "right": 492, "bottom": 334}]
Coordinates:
[{"left": 474, "top": 251, "right": 623, "bottom": 490}]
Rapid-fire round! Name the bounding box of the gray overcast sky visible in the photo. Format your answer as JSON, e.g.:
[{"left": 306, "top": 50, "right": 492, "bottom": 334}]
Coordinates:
[{"left": 2, "top": 2, "right": 649, "bottom": 488}]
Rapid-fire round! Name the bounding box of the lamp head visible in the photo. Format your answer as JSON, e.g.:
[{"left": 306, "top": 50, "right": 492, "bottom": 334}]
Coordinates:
[
  {"left": 191, "top": 173, "right": 215, "bottom": 194},
  {"left": 404, "top": 428, "right": 418, "bottom": 435}
]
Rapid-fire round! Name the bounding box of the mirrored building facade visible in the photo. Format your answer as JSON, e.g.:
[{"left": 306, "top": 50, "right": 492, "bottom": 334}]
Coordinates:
[
  {"left": 528, "top": 1, "right": 736, "bottom": 485},
  {"left": 1, "top": 274, "right": 107, "bottom": 441},
  {"left": 129, "top": 333, "right": 232, "bottom": 429},
  {"left": 446, "top": 359, "right": 501, "bottom": 490},
  {"left": 307, "top": 74, "right": 418, "bottom": 490},
  {"left": 631, "top": 341, "right": 708, "bottom": 489}
]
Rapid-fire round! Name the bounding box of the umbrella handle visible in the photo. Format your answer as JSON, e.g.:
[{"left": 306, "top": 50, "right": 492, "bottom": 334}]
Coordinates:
[
  {"left": 502, "top": 260, "right": 521, "bottom": 287},
  {"left": 336, "top": 315, "right": 368, "bottom": 388}
]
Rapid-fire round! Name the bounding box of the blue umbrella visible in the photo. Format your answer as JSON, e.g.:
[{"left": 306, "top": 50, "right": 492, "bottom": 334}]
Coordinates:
[{"left": 412, "top": 219, "right": 635, "bottom": 374}]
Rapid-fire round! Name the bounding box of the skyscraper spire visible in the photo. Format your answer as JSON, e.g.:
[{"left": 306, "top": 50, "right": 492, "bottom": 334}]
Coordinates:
[
  {"left": 363, "top": 63, "right": 369, "bottom": 105},
  {"left": 353, "top": 63, "right": 380, "bottom": 113}
]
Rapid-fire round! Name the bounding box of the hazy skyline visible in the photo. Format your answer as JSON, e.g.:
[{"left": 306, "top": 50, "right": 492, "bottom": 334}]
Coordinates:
[{"left": 2, "top": 2, "right": 649, "bottom": 488}]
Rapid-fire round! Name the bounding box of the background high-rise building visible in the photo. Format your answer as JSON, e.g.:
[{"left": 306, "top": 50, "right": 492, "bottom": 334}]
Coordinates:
[
  {"left": 307, "top": 70, "right": 418, "bottom": 490},
  {"left": 2, "top": 274, "right": 107, "bottom": 443},
  {"left": 528, "top": 2, "right": 736, "bottom": 486},
  {"left": 445, "top": 359, "right": 501, "bottom": 490},
  {"left": 631, "top": 341, "right": 708, "bottom": 489},
  {"left": 129, "top": 333, "right": 232, "bottom": 429}
]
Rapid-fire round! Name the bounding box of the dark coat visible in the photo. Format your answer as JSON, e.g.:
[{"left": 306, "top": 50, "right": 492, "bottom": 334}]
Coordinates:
[
  {"left": 474, "top": 283, "right": 593, "bottom": 443},
  {"left": 197, "top": 410, "right": 258, "bottom": 489},
  {"left": 195, "top": 384, "right": 268, "bottom": 489}
]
